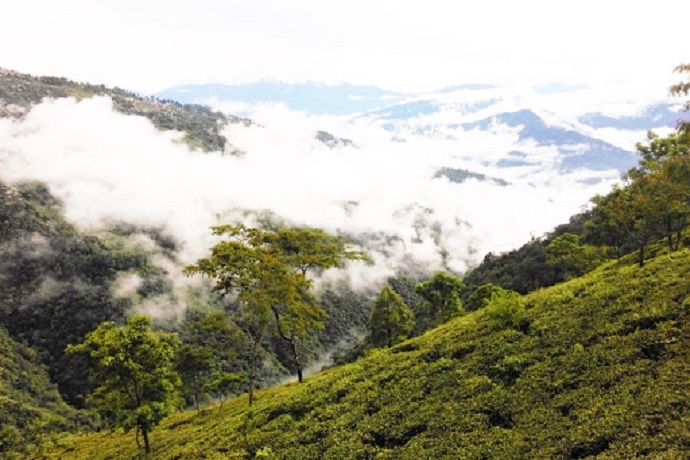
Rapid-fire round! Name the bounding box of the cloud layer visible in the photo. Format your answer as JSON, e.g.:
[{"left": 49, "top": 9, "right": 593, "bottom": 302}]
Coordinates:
[{"left": 0, "top": 97, "right": 616, "bottom": 292}]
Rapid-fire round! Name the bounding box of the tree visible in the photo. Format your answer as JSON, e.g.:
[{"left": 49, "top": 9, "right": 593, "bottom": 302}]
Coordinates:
[
  {"left": 235, "top": 297, "right": 273, "bottom": 407},
  {"left": 367, "top": 285, "right": 415, "bottom": 348},
  {"left": 466, "top": 283, "right": 506, "bottom": 312},
  {"left": 185, "top": 225, "right": 366, "bottom": 384},
  {"left": 586, "top": 130, "right": 690, "bottom": 267},
  {"left": 414, "top": 271, "right": 464, "bottom": 331},
  {"left": 633, "top": 131, "right": 690, "bottom": 251},
  {"left": 175, "top": 343, "right": 214, "bottom": 411},
  {"left": 178, "top": 311, "right": 248, "bottom": 408},
  {"left": 482, "top": 289, "right": 526, "bottom": 331},
  {"left": 67, "top": 315, "right": 181, "bottom": 453},
  {"left": 670, "top": 63, "right": 690, "bottom": 132},
  {"left": 204, "top": 371, "right": 247, "bottom": 409},
  {"left": 545, "top": 233, "right": 604, "bottom": 279},
  {"left": 585, "top": 192, "right": 634, "bottom": 260}
]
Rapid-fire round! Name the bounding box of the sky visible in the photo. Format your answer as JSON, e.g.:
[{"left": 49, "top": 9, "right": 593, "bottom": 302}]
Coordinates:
[{"left": 1, "top": 0, "right": 689, "bottom": 94}]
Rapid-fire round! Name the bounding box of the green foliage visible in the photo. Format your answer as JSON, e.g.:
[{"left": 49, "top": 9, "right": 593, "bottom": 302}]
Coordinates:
[
  {"left": 0, "top": 180, "right": 170, "bottom": 405},
  {"left": 465, "top": 283, "right": 505, "bottom": 311},
  {"left": 367, "top": 285, "right": 415, "bottom": 348},
  {"left": 545, "top": 232, "right": 604, "bottom": 278},
  {"left": 387, "top": 274, "right": 424, "bottom": 314},
  {"left": 204, "top": 372, "right": 247, "bottom": 408},
  {"left": 414, "top": 271, "right": 464, "bottom": 330},
  {"left": 0, "top": 68, "right": 248, "bottom": 152},
  {"left": 467, "top": 125, "right": 690, "bottom": 292},
  {"left": 586, "top": 130, "right": 690, "bottom": 267},
  {"left": 0, "top": 326, "right": 79, "bottom": 456},
  {"left": 481, "top": 289, "right": 526, "bottom": 331},
  {"left": 67, "top": 315, "right": 182, "bottom": 453},
  {"left": 670, "top": 63, "right": 690, "bottom": 130},
  {"left": 317, "top": 287, "right": 373, "bottom": 350},
  {"left": 186, "top": 225, "right": 367, "bottom": 385},
  {"left": 43, "top": 248, "right": 690, "bottom": 459},
  {"left": 175, "top": 344, "right": 215, "bottom": 411},
  {"left": 463, "top": 213, "right": 591, "bottom": 296}
]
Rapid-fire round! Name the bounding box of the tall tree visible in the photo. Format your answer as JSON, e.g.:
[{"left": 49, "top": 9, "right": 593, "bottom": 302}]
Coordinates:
[
  {"left": 367, "top": 285, "right": 415, "bottom": 348},
  {"left": 67, "top": 315, "right": 181, "bottom": 453},
  {"left": 185, "top": 225, "right": 366, "bottom": 384}
]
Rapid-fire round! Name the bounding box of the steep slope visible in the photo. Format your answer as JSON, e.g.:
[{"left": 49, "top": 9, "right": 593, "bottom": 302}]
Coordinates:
[
  {"left": 0, "top": 180, "right": 183, "bottom": 406},
  {"left": 0, "top": 326, "right": 77, "bottom": 455},
  {"left": 45, "top": 249, "right": 690, "bottom": 459}
]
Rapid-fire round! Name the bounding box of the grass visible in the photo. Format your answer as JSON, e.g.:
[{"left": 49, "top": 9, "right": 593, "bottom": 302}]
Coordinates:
[{"left": 37, "top": 250, "right": 690, "bottom": 459}]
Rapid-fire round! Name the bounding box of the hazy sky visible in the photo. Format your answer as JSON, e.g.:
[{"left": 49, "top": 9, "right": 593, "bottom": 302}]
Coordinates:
[{"left": 1, "top": 0, "right": 689, "bottom": 93}]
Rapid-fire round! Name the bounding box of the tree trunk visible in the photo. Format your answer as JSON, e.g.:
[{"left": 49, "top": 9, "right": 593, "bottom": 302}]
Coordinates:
[
  {"left": 142, "top": 425, "right": 150, "bottom": 453},
  {"left": 271, "top": 306, "right": 304, "bottom": 383},
  {"left": 292, "top": 340, "right": 303, "bottom": 383},
  {"left": 666, "top": 215, "right": 673, "bottom": 251},
  {"left": 193, "top": 374, "right": 200, "bottom": 412},
  {"left": 638, "top": 243, "right": 645, "bottom": 268},
  {"left": 249, "top": 342, "right": 257, "bottom": 407}
]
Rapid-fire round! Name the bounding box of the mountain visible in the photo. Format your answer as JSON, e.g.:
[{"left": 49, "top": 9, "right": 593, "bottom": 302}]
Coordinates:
[
  {"left": 459, "top": 109, "right": 637, "bottom": 172},
  {"left": 157, "top": 80, "right": 680, "bottom": 175},
  {"left": 41, "top": 247, "right": 690, "bottom": 458},
  {"left": 579, "top": 103, "right": 685, "bottom": 131},
  {"left": 434, "top": 167, "right": 509, "bottom": 186},
  {"left": 0, "top": 67, "right": 247, "bottom": 153}
]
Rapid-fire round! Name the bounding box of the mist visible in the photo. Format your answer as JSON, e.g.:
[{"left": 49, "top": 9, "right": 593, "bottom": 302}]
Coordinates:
[{"left": 0, "top": 96, "right": 615, "bottom": 302}]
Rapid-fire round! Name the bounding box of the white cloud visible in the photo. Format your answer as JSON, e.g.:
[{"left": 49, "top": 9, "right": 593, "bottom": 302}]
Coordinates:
[
  {"left": 0, "top": 96, "right": 613, "bottom": 298},
  {"left": 0, "top": 1, "right": 687, "bottom": 94}
]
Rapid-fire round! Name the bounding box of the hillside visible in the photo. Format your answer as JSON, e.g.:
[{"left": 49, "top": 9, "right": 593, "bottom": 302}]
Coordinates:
[
  {"left": 0, "top": 67, "right": 247, "bottom": 153},
  {"left": 0, "top": 326, "right": 77, "bottom": 455},
  {"left": 43, "top": 248, "right": 690, "bottom": 459}
]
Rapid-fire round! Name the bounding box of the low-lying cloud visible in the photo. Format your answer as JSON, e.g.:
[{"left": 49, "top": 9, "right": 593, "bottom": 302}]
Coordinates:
[{"left": 0, "top": 96, "right": 617, "bottom": 299}]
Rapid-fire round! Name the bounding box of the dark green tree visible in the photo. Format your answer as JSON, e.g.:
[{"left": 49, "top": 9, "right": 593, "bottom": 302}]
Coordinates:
[
  {"left": 367, "top": 285, "right": 415, "bottom": 348},
  {"left": 67, "top": 315, "right": 181, "bottom": 453},
  {"left": 175, "top": 344, "right": 214, "bottom": 412},
  {"left": 466, "top": 283, "right": 506, "bottom": 311},
  {"left": 545, "top": 232, "right": 604, "bottom": 279},
  {"left": 178, "top": 311, "right": 248, "bottom": 408},
  {"left": 414, "top": 271, "right": 464, "bottom": 330}
]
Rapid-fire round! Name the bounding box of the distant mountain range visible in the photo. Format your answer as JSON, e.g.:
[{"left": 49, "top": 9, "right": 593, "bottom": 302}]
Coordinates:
[{"left": 156, "top": 81, "right": 682, "bottom": 175}]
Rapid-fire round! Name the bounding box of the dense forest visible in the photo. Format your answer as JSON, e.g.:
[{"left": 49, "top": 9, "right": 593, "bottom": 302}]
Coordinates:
[{"left": 1, "top": 64, "right": 690, "bottom": 458}]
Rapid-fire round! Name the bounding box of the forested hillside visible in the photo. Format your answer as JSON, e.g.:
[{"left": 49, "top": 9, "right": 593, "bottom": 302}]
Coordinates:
[
  {"left": 0, "top": 177, "right": 378, "bottom": 455},
  {"left": 0, "top": 326, "right": 78, "bottom": 455},
  {"left": 0, "top": 67, "right": 247, "bottom": 153},
  {"left": 41, "top": 246, "right": 690, "bottom": 458}
]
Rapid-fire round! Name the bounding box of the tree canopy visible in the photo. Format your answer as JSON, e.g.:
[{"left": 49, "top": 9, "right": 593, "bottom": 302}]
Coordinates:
[
  {"left": 414, "top": 271, "right": 464, "bottom": 331},
  {"left": 367, "top": 284, "right": 415, "bottom": 348},
  {"left": 185, "top": 225, "right": 367, "bottom": 385},
  {"left": 67, "top": 315, "right": 181, "bottom": 453}
]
